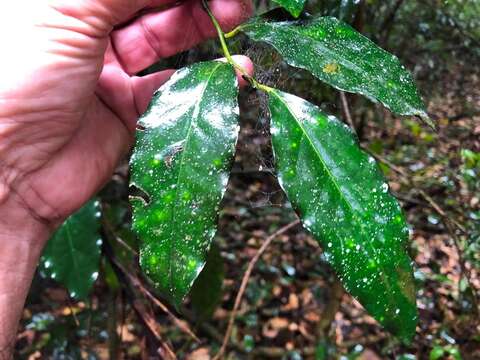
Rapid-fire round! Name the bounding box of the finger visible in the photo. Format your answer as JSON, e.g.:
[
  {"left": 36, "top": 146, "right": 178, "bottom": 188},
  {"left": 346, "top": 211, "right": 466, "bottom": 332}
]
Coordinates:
[
  {"left": 225, "top": 55, "right": 254, "bottom": 88},
  {"left": 110, "top": 0, "right": 253, "bottom": 74},
  {"left": 46, "top": 0, "right": 176, "bottom": 37},
  {"left": 97, "top": 65, "right": 175, "bottom": 132},
  {"left": 75, "top": 0, "right": 176, "bottom": 29},
  {"left": 131, "top": 55, "right": 254, "bottom": 117},
  {"left": 131, "top": 70, "right": 176, "bottom": 117}
]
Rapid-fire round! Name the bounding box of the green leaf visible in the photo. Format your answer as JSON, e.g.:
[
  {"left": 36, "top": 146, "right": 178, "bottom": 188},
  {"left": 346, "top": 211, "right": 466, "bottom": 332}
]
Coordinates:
[
  {"left": 242, "top": 16, "right": 430, "bottom": 123},
  {"left": 190, "top": 244, "right": 225, "bottom": 321},
  {"left": 271, "top": 0, "right": 306, "bottom": 18},
  {"left": 130, "top": 61, "right": 239, "bottom": 305},
  {"left": 429, "top": 347, "right": 445, "bottom": 360},
  {"left": 267, "top": 88, "right": 418, "bottom": 340},
  {"left": 40, "top": 200, "right": 102, "bottom": 299}
]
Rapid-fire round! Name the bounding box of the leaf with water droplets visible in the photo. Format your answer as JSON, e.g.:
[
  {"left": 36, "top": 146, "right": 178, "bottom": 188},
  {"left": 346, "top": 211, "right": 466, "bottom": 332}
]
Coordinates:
[
  {"left": 130, "top": 61, "right": 239, "bottom": 305},
  {"left": 39, "top": 200, "right": 102, "bottom": 300},
  {"left": 242, "top": 16, "right": 430, "bottom": 124},
  {"left": 268, "top": 88, "right": 418, "bottom": 341},
  {"left": 190, "top": 244, "right": 225, "bottom": 320},
  {"left": 271, "top": 0, "right": 306, "bottom": 18}
]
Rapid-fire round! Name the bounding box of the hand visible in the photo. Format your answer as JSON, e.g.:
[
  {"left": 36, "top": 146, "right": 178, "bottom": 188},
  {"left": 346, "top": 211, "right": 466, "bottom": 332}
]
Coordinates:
[
  {"left": 0, "top": 0, "right": 253, "bottom": 226},
  {"left": 0, "top": 0, "right": 253, "bottom": 356}
]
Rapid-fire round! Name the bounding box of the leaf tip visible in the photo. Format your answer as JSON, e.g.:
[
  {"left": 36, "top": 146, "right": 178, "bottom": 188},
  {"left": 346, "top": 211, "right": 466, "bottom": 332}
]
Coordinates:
[{"left": 419, "top": 112, "right": 437, "bottom": 131}]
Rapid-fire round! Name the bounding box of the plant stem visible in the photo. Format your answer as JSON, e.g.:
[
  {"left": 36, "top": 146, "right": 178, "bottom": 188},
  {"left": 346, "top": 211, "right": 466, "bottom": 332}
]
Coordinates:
[
  {"left": 224, "top": 26, "right": 245, "bottom": 39},
  {"left": 201, "top": 0, "right": 234, "bottom": 63},
  {"left": 201, "top": 0, "right": 273, "bottom": 93}
]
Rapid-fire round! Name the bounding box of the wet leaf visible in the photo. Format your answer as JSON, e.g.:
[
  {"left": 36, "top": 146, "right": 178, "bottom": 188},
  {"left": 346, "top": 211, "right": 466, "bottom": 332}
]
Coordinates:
[
  {"left": 242, "top": 16, "right": 430, "bottom": 123},
  {"left": 40, "top": 200, "right": 102, "bottom": 300},
  {"left": 130, "top": 61, "right": 239, "bottom": 305},
  {"left": 271, "top": 0, "right": 306, "bottom": 18},
  {"left": 190, "top": 244, "right": 225, "bottom": 321},
  {"left": 267, "top": 88, "right": 418, "bottom": 340}
]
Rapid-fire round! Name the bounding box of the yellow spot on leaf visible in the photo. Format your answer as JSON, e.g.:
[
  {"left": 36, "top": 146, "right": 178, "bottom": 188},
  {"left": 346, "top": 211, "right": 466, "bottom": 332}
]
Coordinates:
[{"left": 323, "top": 63, "right": 340, "bottom": 74}]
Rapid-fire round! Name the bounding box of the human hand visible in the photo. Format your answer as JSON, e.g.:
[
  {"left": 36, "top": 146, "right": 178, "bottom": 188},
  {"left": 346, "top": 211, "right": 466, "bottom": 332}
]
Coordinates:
[
  {"left": 0, "top": 0, "right": 253, "bottom": 227},
  {"left": 0, "top": 1, "right": 253, "bottom": 356}
]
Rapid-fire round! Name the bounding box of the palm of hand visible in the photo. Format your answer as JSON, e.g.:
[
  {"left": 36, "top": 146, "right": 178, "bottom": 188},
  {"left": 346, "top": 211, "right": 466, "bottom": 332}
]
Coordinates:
[{"left": 0, "top": 0, "right": 252, "bottom": 224}]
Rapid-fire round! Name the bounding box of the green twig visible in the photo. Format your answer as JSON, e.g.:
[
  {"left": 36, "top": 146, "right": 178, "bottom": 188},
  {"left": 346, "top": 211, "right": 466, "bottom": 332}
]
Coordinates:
[
  {"left": 201, "top": 0, "right": 233, "bottom": 63},
  {"left": 201, "top": 0, "right": 273, "bottom": 93},
  {"left": 225, "top": 26, "right": 245, "bottom": 39}
]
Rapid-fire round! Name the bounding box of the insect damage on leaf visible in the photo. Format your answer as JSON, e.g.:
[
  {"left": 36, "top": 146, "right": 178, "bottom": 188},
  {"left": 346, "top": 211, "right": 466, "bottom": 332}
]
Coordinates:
[
  {"left": 130, "top": 61, "right": 240, "bottom": 305},
  {"left": 240, "top": 15, "right": 431, "bottom": 123},
  {"left": 323, "top": 62, "right": 340, "bottom": 74},
  {"left": 125, "top": 2, "right": 431, "bottom": 342}
]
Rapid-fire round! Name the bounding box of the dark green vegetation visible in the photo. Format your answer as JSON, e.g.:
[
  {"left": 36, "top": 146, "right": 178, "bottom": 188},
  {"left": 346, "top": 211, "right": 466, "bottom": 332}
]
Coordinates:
[
  {"left": 39, "top": 200, "right": 102, "bottom": 300},
  {"left": 271, "top": 0, "right": 306, "bottom": 17},
  {"left": 130, "top": 62, "right": 239, "bottom": 305},
  {"left": 19, "top": 0, "right": 479, "bottom": 359},
  {"left": 129, "top": 0, "right": 424, "bottom": 340},
  {"left": 268, "top": 89, "right": 417, "bottom": 340},
  {"left": 241, "top": 15, "right": 428, "bottom": 122}
]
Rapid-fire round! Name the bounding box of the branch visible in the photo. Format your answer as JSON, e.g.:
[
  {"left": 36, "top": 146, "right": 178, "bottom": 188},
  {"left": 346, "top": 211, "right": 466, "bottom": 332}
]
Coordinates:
[
  {"left": 340, "top": 91, "right": 357, "bottom": 135},
  {"left": 131, "top": 298, "right": 177, "bottom": 360},
  {"left": 379, "top": 0, "right": 405, "bottom": 45},
  {"left": 107, "top": 250, "right": 200, "bottom": 343},
  {"left": 101, "top": 216, "right": 200, "bottom": 343},
  {"left": 213, "top": 219, "right": 301, "bottom": 360},
  {"left": 105, "top": 253, "right": 177, "bottom": 359}
]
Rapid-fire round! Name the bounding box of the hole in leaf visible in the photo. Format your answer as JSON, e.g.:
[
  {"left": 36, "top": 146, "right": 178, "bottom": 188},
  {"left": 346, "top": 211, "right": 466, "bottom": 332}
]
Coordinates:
[{"left": 129, "top": 184, "right": 151, "bottom": 205}]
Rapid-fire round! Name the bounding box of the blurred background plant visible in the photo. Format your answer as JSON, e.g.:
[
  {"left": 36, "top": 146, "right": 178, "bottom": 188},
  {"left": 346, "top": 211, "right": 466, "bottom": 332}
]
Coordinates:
[{"left": 17, "top": 0, "right": 479, "bottom": 359}]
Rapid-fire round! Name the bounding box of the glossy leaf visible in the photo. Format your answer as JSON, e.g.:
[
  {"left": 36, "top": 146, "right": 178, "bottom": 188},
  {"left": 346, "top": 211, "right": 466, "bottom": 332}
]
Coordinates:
[
  {"left": 268, "top": 88, "right": 418, "bottom": 340},
  {"left": 190, "top": 244, "right": 225, "bottom": 321},
  {"left": 40, "top": 200, "right": 102, "bottom": 299},
  {"left": 242, "top": 16, "right": 430, "bottom": 123},
  {"left": 130, "top": 61, "right": 239, "bottom": 305},
  {"left": 271, "top": 0, "right": 306, "bottom": 18}
]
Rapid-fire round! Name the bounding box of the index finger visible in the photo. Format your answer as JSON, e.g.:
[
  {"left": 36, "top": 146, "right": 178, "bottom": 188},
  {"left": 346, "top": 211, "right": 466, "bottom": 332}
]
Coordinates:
[{"left": 109, "top": 0, "right": 253, "bottom": 74}]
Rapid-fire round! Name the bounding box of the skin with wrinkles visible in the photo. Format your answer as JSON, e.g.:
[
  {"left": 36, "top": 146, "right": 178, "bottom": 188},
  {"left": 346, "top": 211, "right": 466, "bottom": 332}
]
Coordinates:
[{"left": 0, "top": 0, "right": 253, "bottom": 357}]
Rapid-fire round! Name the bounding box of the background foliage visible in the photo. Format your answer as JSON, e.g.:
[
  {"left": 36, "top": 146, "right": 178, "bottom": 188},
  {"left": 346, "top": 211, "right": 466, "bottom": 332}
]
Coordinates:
[{"left": 17, "top": 0, "right": 479, "bottom": 359}]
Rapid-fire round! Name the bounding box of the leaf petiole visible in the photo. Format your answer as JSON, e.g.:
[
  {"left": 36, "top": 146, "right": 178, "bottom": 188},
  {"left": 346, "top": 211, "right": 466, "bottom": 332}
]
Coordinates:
[
  {"left": 201, "top": 0, "right": 234, "bottom": 63},
  {"left": 224, "top": 26, "right": 245, "bottom": 39},
  {"left": 201, "top": 0, "right": 272, "bottom": 93}
]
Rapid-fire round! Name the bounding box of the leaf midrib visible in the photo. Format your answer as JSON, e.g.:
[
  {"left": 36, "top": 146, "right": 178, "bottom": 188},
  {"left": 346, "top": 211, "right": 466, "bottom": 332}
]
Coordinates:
[
  {"left": 245, "top": 19, "right": 420, "bottom": 114},
  {"left": 65, "top": 220, "right": 81, "bottom": 295},
  {"left": 270, "top": 90, "right": 396, "bottom": 306},
  {"left": 166, "top": 62, "right": 224, "bottom": 299}
]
